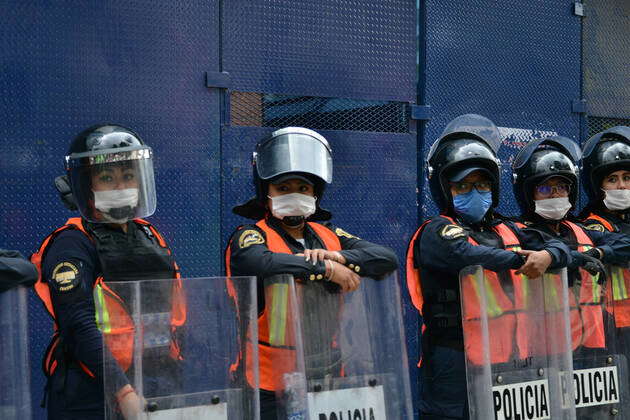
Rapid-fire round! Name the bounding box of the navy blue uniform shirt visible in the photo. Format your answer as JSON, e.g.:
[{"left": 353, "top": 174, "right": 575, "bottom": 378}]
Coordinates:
[{"left": 0, "top": 249, "right": 37, "bottom": 292}]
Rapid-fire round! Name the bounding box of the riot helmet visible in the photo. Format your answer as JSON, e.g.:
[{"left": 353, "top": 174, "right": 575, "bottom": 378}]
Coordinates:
[
  {"left": 65, "top": 124, "right": 156, "bottom": 223},
  {"left": 233, "top": 127, "right": 333, "bottom": 220},
  {"left": 426, "top": 114, "right": 502, "bottom": 212},
  {"left": 512, "top": 136, "right": 580, "bottom": 217},
  {"left": 581, "top": 126, "right": 630, "bottom": 205}
]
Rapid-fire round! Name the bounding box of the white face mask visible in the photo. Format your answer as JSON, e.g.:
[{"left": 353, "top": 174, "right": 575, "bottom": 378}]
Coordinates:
[
  {"left": 534, "top": 197, "right": 572, "bottom": 220},
  {"left": 603, "top": 189, "right": 630, "bottom": 211},
  {"left": 268, "top": 193, "right": 316, "bottom": 219},
  {"left": 93, "top": 188, "right": 139, "bottom": 223}
]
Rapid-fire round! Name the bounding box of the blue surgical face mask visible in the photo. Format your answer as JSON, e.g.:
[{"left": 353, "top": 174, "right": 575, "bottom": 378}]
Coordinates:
[{"left": 453, "top": 189, "right": 493, "bottom": 223}]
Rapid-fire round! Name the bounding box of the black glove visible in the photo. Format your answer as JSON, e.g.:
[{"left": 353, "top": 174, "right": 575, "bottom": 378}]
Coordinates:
[
  {"left": 582, "top": 247, "right": 603, "bottom": 260},
  {"left": 579, "top": 253, "right": 607, "bottom": 280}
]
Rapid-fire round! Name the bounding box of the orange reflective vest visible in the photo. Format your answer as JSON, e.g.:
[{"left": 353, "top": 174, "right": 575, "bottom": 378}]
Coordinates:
[
  {"left": 561, "top": 221, "right": 606, "bottom": 349},
  {"left": 406, "top": 216, "right": 529, "bottom": 365},
  {"left": 584, "top": 213, "right": 630, "bottom": 328},
  {"left": 31, "top": 217, "right": 185, "bottom": 378},
  {"left": 226, "top": 219, "right": 341, "bottom": 391}
]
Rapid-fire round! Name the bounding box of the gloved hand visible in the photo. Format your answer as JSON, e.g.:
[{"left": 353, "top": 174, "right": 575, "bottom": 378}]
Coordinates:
[
  {"left": 582, "top": 247, "right": 603, "bottom": 260},
  {"left": 579, "top": 253, "right": 607, "bottom": 280}
]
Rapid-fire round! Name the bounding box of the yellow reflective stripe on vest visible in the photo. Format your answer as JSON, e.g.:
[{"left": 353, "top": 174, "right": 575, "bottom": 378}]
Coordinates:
[
  {"left": 94, "top": 284, "right": 111, "bottom": 334},
  {"left": 579, "top": 245, "right": 602, "bottom": 304},
  {"left": 543, "top": 273, "right": 562, "bottom": 312},
  {"left": 268, "top": 283, "right": 289, "bottom": 346},
  {"left": 471, "top": 274, "right": 504, "bottom": 318},
  {"left": 612, "top": 266, "right": 629, "bottom": 301}
]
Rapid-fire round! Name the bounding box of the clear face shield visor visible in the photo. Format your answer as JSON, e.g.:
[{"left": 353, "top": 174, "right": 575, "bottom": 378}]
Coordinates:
[
  {"left": 255, "top": 130, "right": 333, "bottom": 183},
  {"left": 66, "top": 146, "right": 157, "bottom": 223}
]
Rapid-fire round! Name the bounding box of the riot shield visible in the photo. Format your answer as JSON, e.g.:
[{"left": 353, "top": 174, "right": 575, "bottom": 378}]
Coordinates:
[
  {"left": 569, "top": 264, "right": 630, "bottom": 419},
  {"left": 0, "top": 286, "right": 31, "bottom": 420},
  {"left": 460, "top": 265, "right": 576, "bottom": 420},
  {"left": 266, "top": 272, "right": 413, "bottom": 419},
  {"left": 100, "top": 276, "right": 259, "bottom": 420}
]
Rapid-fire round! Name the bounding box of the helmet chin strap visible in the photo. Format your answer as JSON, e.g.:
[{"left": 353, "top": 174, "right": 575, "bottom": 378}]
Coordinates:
[{"left": 281, "top": 215, "right": 306, "bottom": 229}]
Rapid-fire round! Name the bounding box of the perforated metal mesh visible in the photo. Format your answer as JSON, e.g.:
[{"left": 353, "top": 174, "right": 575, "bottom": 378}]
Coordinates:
[
  {"left": 587, "top": 116, "right": 630, "bottom": 137},
  {"left": 583, "top": 0, "right": 630, "bottom": 119},
  {"left": 231, "top": 92, "right": 410, "bottom": 133},
  {"left": 222, "top": 0, "right": 416, "bottom": 101}
]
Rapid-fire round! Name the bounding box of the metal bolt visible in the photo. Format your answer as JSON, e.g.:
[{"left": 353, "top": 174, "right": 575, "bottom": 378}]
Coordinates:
[
  {"left": 496, "top": 375, "right": 503, "bottom": 384},
  {"left": 607, "top": 356, "right": 614, "bottom": 365},
  {"left": 538, "top": 368, "right": 544, "bottom": 377},
  {"left": 211, "top": 395, "right": 221, "bottom": 405},
  {"left": 146, "top": 402, "right": 158, "bottom": 412},
  {"left": 368, "top": 378, "right": 377, "bottom": 387},
  {"left": 611, "top": 407, "right": 619, "bottom": 415}
]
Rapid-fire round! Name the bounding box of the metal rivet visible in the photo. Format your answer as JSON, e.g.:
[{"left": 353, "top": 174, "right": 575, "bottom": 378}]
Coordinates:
[
  {"left": 211, "top": 395, "right": 221, "bottom": 404},
  {"left": 611, "top": 407, "right": 619, "bottom": 415},
  {"left": 147, "top": 402, "right": 158, "bottom": 412},
  {"left": 368, "top": 378, "right": 377, "bottom": 387},
  {"left": 538, "top": 368, "right": 544, "bottom": 377},
  {"left": 496, "top": 375, "right": 503, "bottom": 384},
  {"left": 607, "top": 356, "right": 614, "bottom": 365}
]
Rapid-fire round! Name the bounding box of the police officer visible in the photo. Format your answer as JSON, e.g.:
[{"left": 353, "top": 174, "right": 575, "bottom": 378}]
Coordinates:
[
  {"left": 225, "top": 127, "right": 399, "bottom": 419},
  {"left": 406, "top": 115, "right": 572, "bottom": 420},
  {"left": 1, "top": 249, "right": 37, "bottom": 292},
  {"left": 31, "top": 125, "right": 183, "bottom": 419},
  {"left": 512, "top": 135, "right": 630, "bottom": 417},
  {"left": 580, "top": 126, "right": 630, "bottom": 233}
]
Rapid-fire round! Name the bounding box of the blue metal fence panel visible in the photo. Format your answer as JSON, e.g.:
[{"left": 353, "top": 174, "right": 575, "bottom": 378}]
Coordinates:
[
  {"left": 423, "top": 0, "right": 582, "bottom": 219},
  {"left": 0, "top": 3, "right": 221, "bottom": 418},
  {"left": 222, "top": 1, "right": 419, "bottom": 415},
  {"left": 222, "top": 0, "right": 417, "bottom": 102},
  {"left": 583, "top": 0, "right": 630, "bottom": 120}
]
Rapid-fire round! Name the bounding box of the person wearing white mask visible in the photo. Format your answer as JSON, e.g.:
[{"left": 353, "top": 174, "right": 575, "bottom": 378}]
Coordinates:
[
  {"left": 580, "top": 126, "right": 630, "bottom": 234},
  {"left": 512, "top": 135, "right": 630, "bottom": 417},
  {"left": 580, "top": 126, "right": 630, "bottom": 388},
  {"left": 225, "top": 127, "right": 399, "bottom": 420},
  {"left": 31, "top": 125, "right": 184, "bottom": 419}
]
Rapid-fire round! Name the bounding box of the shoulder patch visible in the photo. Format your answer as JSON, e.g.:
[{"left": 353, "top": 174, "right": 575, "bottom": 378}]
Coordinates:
[
  {"left": 440, "top": 224, "right": 466, "bottom": 240},
  {"left": 584, "top": 223, "right": 605, "bottom": 232},
  {"left": 51, "top": 262, "right": 80, "bottom": 293},
  {"left": 334, "top": 227, "right": 360, "bottom": 240},
  {"left": 238, "top": 229, "right": 265, "bottom": 248}
]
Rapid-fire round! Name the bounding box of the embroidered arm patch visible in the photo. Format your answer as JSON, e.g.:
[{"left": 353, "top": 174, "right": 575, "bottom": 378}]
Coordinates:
[
  {"left": 584, "top": 223, "right": 605, "bottom": 232},
  {"left": 440, "top": 224, "right": 466, "bottom": 240},
  {"left": 51, "top": 261, "right": 81, "bottom": 293},
  {"left": 335, "top": 227, "right": 360, "bottom": 240},
  {"left": 238, "top": 229, "right": 265, "bottom": 248}
]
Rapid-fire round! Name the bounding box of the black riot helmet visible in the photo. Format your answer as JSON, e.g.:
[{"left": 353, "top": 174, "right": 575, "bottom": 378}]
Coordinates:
[
  {"left": 233, "top": 127, "right": 333, "bottom": 220},
  {"left": 426, "top": 114, "right": 502, "bottom": 211},
  {"left": 582, "top": 126, "right": 630, "bottom": 205},
  {"left": 64, "top": 124, "right": 157, "bottom": 223},
  {"left": 512, "top": 136, "right": 581, "bottom": 217}
]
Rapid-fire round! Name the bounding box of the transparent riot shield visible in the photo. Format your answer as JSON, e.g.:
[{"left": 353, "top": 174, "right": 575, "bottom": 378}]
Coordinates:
[
  {"left": 266, "top": 273, "right": 413, "bottom": 419},
  {"left": 100, "top": 276, "right": 259, "bottom": 420},
  {"left": 0, "top": 286, "right": 31, "bottom": 420},
  {"left": 569, "top": 264, "right": 630, "bottom": 419},
  {"left": 461, "top": 266, "right": 576, "bottom": 420}
]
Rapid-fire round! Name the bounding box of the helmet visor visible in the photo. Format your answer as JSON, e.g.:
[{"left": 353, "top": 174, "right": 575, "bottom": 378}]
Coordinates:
[
  {"left": 439, "top": 114, "right": 502, "bottom": 153},
  {"left": 66, "top": 146, "right": 156, "bottom": 223},
  {"left": 583, "top": 126, "right": 630, "bottom": 159},
  {"left": 513, "top": 136, "right": 581, "bottom": 170},
  {"left": 255, "top": 132, "right": 333, "bottom": 183}
]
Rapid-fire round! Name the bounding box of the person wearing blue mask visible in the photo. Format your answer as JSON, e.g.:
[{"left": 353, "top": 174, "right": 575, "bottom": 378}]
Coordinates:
[{"left": 405, "top": 114, "right": 572, "bottom": 420}]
